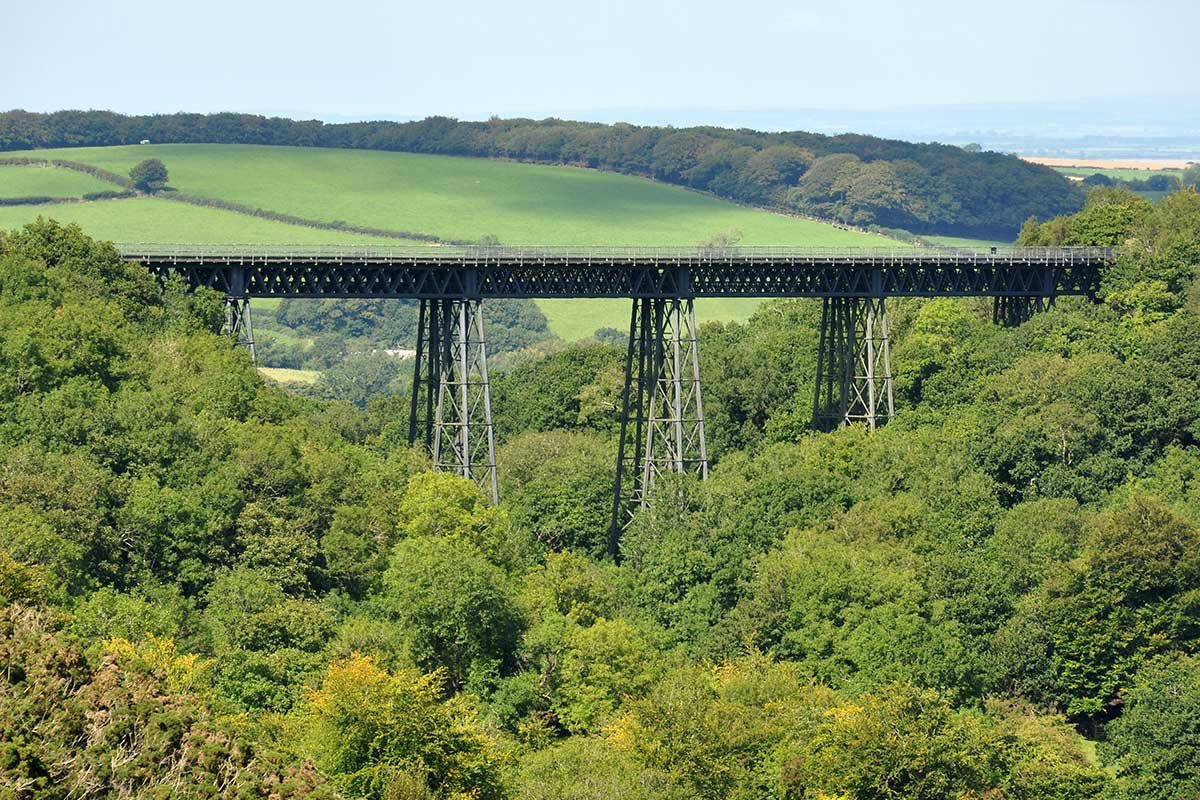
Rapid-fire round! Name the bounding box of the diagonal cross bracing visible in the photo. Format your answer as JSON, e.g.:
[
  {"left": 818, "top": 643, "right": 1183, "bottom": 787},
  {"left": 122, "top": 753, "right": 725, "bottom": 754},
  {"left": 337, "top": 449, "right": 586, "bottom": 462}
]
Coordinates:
[
  {"left": 609, "top": 296, "right": 708, "bottom": 556},
  {"left": 813, "top": 297, "right": 893, "bottom": 432},
  {"left": 408, "top": 299, "right": 499, "bottom": 504}
]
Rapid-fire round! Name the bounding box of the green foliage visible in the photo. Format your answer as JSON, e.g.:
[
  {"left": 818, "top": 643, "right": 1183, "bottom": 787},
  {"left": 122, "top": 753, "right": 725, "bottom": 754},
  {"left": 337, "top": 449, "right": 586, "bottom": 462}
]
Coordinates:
[
  {"left": 493, "top": 343, "right": 623, "bottom": 440},
  {"left": 383, "top": 535, "right": 524, "bottom": 690},
  {"left": 0, "top": 551, "right": 48, "bottom": 605},
  {"left": 0, "top": 605, "right": 334, "bottom": 799},
  {"left": 276, "top": 297, "right": 552, "bottom": 367},
  {"left": 2, "top": 206, "right": 1200, "bottom": 797},
  {"left": 1022, "top": 187, "right": 1200, "bottom": 323},
  {"left": 1182, "top": 163, "right": 1200, "bottom": 191},
  {"left": 515, "top": 736, "right": 676, "bottom": 800},
  {"left": 612, "top": 656, "right": 837, "bottom": 800},
  {"left": 308, "top": 352, "right": 404, "bottom": 406},
  {"left": 203, "top": 567, "right": 335, "bottom": 710},
  {"left": 716, "top": 527, "right": 981, "bottom": 696},
  {"left": 302, "top": 652, "right": 506, "bottom": 800},
  {"left": 517, "top": 551, "right": 623, "bottom": 627},
  {"left": 992, "top": 701, "right": 1109, "bottom": 800},
  {"left": 1100, "top": 654, "right": 1200, "bottom": 799},
  {"left": 996, "top": 497, "right": 1200, "bottom": 717},
  {"left": 779, "top": 683, "right": 1010, "bottom": 799},
  {"left": 699, "top": 299, "right": 823, "bottom": 453},
  {"left": 396, "top": 471, "right": 497, "bottom": 541},
  {"left": 129, "top": 157, "right": 169, "bottom": 192},
  {"left": 550, "top": 617, "right": 656, "bottom": 733},
  {"left": 69, "top": 583, "right": 194, "bottom": 647},
  {"left": 892, "top": 298, "right": 982, "bottom": 403},
  {"left": 499, "top": 430, "right": 615, "bottom": 557},
  {"left": 323, "top": 502, "right": 398, "bottom": 598},
  {"left": 1017, "top": 188, "right": 1150, "bottom": 247}
]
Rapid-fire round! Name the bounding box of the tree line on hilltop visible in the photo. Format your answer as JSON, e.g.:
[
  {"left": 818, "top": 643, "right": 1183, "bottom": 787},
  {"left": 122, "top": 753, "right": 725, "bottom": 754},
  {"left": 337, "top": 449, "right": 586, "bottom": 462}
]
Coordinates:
[{"left": 0, "top": 109, "right": 1084, "bottom": 237}]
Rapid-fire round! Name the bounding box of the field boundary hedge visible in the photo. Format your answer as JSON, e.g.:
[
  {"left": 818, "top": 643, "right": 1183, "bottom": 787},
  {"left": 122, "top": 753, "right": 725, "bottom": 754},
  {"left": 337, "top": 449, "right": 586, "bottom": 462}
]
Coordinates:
[
  {"left": 160, "top": 192, "right": 457, "bottom": 243},
  {"left": 1, "top": 156, "right": 458, "bottom": 243}
]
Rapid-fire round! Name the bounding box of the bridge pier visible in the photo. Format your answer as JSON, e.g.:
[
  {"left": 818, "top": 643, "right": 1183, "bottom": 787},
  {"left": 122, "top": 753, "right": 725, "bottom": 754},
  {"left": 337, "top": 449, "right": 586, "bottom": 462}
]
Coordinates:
[
  {"left": 225, "top": 297, "right": 256, "bottom": 364},
  {"left": 813, "top": 297, "right": 894, "bottom": 431},
  {"left": 407, "top": 298, "right": 499, "bottom": 504},
  {"left": 993, "top": 295, "right": 1052, "bottom": 327},
  {"left": 609, "top": 296, "right": 709, "bottom": 556}
]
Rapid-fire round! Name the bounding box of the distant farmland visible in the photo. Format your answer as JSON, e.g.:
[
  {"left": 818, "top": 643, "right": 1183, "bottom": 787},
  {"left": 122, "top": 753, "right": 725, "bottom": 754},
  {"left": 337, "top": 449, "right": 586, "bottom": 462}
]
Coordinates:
[
  {"left": 1, "top": 144, "right": 916, "bottom": 339},
  {"left": 1023, "top": 156, "right": 1195, "bottom": 171},
  {"left": 0, "top": 163, "right": 116, "bottom": 198},
  {"left": 2, "top": 144, "right": 896, "bottom": 247}
]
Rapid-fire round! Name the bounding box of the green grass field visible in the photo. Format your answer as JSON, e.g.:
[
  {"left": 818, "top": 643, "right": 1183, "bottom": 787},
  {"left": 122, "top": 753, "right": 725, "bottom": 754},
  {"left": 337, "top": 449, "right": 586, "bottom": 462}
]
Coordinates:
[
  {"left": 0, "top": 164, "right": 117, "bottom": 198},
  {"left": 536, "top": 297, "right": 766, "bottom": 342},
  {"left": 10, "top": 144, "right": 890, "bottom": 247},
  {"left": 922, "top": 235, "right": 1011, "bottom": 248},
  {"left": 258, "top": 367, "right": 321, "bottom": 385},
  {"left": 3, "top": 143, "right": 906, "bottom": 338},
  {"left": 0, "top": 197, "right": 397, "bottom": 245},
  {"left": 1053, "top": 166, "right": 1185, "bottom": 182}
]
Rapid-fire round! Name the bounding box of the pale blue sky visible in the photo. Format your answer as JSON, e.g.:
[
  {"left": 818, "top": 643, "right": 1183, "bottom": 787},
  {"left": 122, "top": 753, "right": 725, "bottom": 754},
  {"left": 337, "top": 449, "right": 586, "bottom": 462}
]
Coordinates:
[{"left": 6, "top": 0, "right": 1198, "bottom": 123}]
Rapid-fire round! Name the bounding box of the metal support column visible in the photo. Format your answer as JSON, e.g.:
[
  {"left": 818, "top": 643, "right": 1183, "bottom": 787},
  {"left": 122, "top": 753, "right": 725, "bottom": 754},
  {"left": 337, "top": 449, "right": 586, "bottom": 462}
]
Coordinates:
[
  {"left": 812, "top": 297, "right": 893, "bottom": 431},
  {"left": 224, "top": 297, "right": 256, "bottom": 364},
  {"left": 992, "top": 295, "right": 1052, "bottom": 327},
  {"left": 609, "top": 296, "right": 708, "bottom": 556},
  {"left": 407, "top": 298, "right": 498, "bottom": 504}
]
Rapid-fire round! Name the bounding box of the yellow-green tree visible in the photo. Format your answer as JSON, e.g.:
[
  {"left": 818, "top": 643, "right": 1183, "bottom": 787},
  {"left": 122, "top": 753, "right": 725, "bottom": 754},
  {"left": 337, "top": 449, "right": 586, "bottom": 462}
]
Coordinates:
[{"left": 303, "top": 653, "right": 506, "bottom": 800}]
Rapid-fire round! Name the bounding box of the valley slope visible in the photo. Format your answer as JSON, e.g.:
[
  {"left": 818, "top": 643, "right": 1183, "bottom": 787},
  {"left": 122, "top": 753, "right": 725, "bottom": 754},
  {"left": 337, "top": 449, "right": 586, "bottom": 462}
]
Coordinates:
[{"left": 1, "top": 144, "right": 913, "bottom": 340}]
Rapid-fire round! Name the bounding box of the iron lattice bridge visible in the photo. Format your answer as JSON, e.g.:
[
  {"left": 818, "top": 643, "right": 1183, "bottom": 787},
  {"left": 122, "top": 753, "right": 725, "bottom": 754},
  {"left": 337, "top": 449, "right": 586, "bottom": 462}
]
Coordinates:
[{"left": 120, "top": 244, "right": 1113, "bottom": 555}]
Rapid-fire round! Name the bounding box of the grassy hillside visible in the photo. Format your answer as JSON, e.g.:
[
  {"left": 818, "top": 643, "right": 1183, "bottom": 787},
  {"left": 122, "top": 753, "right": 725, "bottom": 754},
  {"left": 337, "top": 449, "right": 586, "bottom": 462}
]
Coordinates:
[
  {"left": 11, "top": 144, "right": 890, "bottom": 247},
  {"left": 0, "top": 197, "right": 396, "bottom": 245},
  {"left": 3, "top": 144, "right": 904, "bottom": 338},
  {"left": 2, "top": 111, "right": 1088, "bottom": 236},
  {"left": 1053, "top": 166, "right": 1185, "bottom": 181},
  {"left": 258, "top": 366, "right": 321, "bottom": 385},
  {"left": 921, "top": 234, "right": 1009, "bottom": 248},
  {"left": 0, "top": 163, "right": 116, "bottom": 197}
]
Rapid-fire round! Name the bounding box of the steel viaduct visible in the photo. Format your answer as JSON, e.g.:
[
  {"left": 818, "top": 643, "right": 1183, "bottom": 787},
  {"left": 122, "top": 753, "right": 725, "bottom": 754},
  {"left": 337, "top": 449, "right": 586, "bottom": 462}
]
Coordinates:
[{"left": 119, "top": 244, "right": 1113, "bottom": 555}]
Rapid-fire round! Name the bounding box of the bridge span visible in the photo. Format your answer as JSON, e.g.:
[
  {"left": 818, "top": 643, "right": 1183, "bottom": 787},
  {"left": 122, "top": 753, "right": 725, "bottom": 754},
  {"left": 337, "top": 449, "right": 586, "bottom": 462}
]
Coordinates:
[
  {"left": 119, "top": 244, "right": 1114, "bottom": 555},
  {"left": 119, "top": 244, "right": 1107, "bottom": 299}
]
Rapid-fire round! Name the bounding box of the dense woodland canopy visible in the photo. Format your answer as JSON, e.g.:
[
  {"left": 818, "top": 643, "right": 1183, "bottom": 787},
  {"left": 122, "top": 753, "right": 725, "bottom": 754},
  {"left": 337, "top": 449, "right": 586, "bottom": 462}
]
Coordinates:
[
  {"left": 3, "top": 188, "right": 1200, "bottom": 798},
  {"left": 0, "top": 109, "right": 1084, "bottom": 236}
]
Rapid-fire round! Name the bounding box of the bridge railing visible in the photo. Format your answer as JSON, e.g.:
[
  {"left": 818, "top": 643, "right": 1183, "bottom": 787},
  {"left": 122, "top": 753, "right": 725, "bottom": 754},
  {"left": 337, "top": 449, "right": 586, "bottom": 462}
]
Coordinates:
[{"left": 116, "top": 244, "right": 1115, "bottom": 262}]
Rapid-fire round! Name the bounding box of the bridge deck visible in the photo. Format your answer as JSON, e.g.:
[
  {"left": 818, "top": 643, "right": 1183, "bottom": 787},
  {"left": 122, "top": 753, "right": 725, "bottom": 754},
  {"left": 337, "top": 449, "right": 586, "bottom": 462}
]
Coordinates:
[{"left": 118, "top": 245, "right": 1113, "bottom": 299}]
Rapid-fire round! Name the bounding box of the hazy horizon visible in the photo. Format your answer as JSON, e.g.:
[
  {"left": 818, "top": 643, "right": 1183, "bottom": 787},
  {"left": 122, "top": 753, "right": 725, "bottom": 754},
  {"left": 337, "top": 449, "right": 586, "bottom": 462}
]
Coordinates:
[{"left": 9, "top": 0, "right": 1199, "bottom": 157}]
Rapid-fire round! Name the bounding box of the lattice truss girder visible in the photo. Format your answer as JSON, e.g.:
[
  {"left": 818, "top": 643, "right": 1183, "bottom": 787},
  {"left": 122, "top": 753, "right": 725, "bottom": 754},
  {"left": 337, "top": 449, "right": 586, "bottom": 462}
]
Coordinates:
[
  {"left": 993, "top": 295, "right": 1053, "bottom": 327},
  {"left": 407, "top": 299, "right": 499, "bottom": 504},
  {"left": 813, "top": 297, "right": 894, "bottom": 432},
  {"left": 609, "top": 297, "right": 709, "bottom": 555},
  {"left": 148, "top": 260, "right": 1098, "bottom": 300}
]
